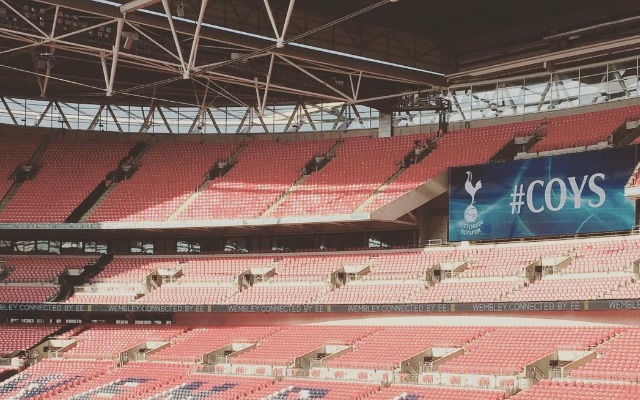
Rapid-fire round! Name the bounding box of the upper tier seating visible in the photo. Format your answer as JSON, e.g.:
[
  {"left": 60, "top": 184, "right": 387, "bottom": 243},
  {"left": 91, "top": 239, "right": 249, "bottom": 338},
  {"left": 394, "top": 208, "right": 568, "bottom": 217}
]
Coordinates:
[
  {"left": 529, "top": 105, "right": 640, "bottom": 153},
  {"left": 365, "top": 122, "right": 538, "bottom": 211},
  {"left": 0, "top": 138, "right": 131, "bottom": 222},
  {"left": 88, "top": 142, "right": 240, "bottom": 222},
  {"left": 149, "top": 326, "right": 282, "bottom": 362},
  {"left": 229, "top": 326, "right": 377, "bottom": 365},
  {"left": 438, "top": 326, "right": 617, "bottom": 375},
  {"left": 325, "top": 326, "right": 488, "bottom": 370},
  {"left": 0, "top": 359, "right": 116, "bottom": 398},
  {"left": 0, "top": 256, "right": 96, "bottom": 283},
  {"left": 272, "top": 135, "right": 423, "bottom": 216},
  {"left": 572, "top": 328, "right": 640, "bottom": 381},
  {"left": 177, "top": 140, "right": 334, "bottom": 220},
  {"left": 0, "top": 324, "right": 62, "bottom": 356},
  {"left": 510, "top": 380, "right": 640, "bottom": 400},
  {"left": 0, "top": 105, "right": 638, "bottom": 222},
  {"left": 62, "top": 325, "right": 185, "bottom": 359},
  {"left": 368, "top": 385, "right": 506, "bottom": 400},
  {"left": 0, "top": 133, "right": 44, "bottom": 200}
]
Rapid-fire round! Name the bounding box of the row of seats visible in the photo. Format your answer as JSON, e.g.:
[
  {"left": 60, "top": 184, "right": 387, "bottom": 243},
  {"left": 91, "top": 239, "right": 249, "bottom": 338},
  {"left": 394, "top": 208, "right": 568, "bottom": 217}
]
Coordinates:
[
  {"left": 228, "top": 326, "right": 378, "bottom": 366},
  {"left": 0, "top": 256, "right": 96, "bottom": 283},
  {"left": 61, "top": 325, "right": 186, "bottom": 359},
  {"left": 438, "top": 326, "right": 618, "bottom": 376},
  {"left": 369, "top": 385, "right": 506, "bottom": 400},
  {"left": 572, "top": 328, "right": 640, "bottom": 381},
  {"left": 529, "top": 105, "right": 640, "bottom": 152},
  {"left": 0, "top": 324, "right": 62, "bottom": 356},
  {"left": 0, "top": 285, "right": 59, "bottom": 302}
]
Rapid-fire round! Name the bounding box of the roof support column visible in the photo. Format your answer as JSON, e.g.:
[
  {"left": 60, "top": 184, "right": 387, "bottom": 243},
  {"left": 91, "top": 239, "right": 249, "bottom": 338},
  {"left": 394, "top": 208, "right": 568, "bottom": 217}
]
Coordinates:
[
  {"left": 160, "top": 0, "right": 188, "bottom": 78},
  {"left": 186, "top": 0, "right": 209, "bottom": 77},
  {"left": 107, "top": 18, "right": 125, "bottom": 96}
]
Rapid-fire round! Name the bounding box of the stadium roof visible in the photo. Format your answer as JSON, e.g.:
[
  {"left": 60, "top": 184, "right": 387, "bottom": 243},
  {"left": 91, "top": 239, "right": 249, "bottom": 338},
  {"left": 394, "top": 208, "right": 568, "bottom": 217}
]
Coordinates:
[{"left": 0, "top": 0, "right": 639, "bottom": 109}]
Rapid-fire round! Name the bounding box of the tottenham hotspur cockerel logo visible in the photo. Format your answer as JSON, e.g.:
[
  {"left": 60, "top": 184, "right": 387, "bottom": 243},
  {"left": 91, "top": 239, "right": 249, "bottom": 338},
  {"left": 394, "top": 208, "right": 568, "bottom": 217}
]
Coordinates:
[{"left": 463, "top": 171, "right": 482, "bottom": 222}]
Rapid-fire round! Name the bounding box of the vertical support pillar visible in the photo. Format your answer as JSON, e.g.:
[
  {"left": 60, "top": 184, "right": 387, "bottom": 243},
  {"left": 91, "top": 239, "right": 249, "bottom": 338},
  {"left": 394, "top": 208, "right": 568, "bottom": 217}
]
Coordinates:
[{"left": 377, "top": 111, "right": 393, "bottom": 138}]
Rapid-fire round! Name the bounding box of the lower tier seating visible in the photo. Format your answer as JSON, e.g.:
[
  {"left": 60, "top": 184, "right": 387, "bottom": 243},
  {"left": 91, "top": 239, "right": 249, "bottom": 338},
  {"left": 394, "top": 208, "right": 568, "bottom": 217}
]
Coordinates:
[
  {"left": 61, "top": 325, "right": 186, "bottom": 359},
  {"left": 4, "top": 324, "right": 640, "bottom": 399},
  {"left": 249, "top": 378, "right": 380, "bottom": 399},
  {"left": 438, "top": 327, "right": 617, "bottom": 376},
  {"left": 572, "top": 328, "right": 640, "bottom": 382},
  {"left": 45, "top": 362, "right": 191, "bottom": 400},
  {"left": 368, "top": 385, "right": 506, "bottom": 400},
  {"left": 510, "top": 380, "right": 640, "bottom": 400},
  {"left": 0, "top": 324, "right": 62, "bottom": 356},
  {"left": 0, "top": 359, "right": 116, "bottom": 398},
  {"left": 148, "top": 326, "right": 282, "bottom": 363},
  {"left": 146, "top": 374, "right": 275, "bottom": 399},
  {"left": 325, "top": 326, "right": 487, "bottom": 370},
  {"left": 228, "top": 326, "right": 377, "bottom": 366}
]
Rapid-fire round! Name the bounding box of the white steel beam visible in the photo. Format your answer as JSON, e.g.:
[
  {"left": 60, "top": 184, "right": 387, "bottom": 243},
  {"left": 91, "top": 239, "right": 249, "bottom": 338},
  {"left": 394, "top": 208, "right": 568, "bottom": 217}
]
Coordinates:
[
  {"left": 160, "top": 0, "right": 188, "bottom": 78},
  {"left": 263, "top": 0, "right": 296, "bottom": 48},
  {"left": 35, "top": 101, "right": 53, "bottom": 127},
  {"left": 0, "top": 97, "right": 18, "bottom": 125},
  {"left": 279, "top": 0, "right": 296, "bottom": 48},
  {"left": 277, "top": 55, "right": 354, "bottom": 102},
  {"left": 260, "top": 53, "right": 275, "bottom": 116},
  {"left": 100, "top": 52, "right": 110, "bottom": 90},
  {"left": 186, "top": 0, "right": 209, "bottom": 76},
  {"left": 54, "top": 102, "right": 72, "bottom": 129},
  {"left": 349, "top": 71, "right": 363, "bottom": 101},
  {"left": 124, "top": 21, "right": 182, "bottom": 63},
  {"left": 120, "top": 0, "right": 161, "bottom": 14},
  {"left": 107, "top": 18, "right": 125, "bottom": 96},
  {"left": 40, "top": 48, "right": 55, "bottom": 98},
  {"left": 106, "top": 105, "right": 123, "bottom": 132}
]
